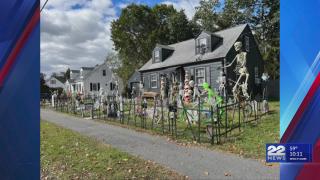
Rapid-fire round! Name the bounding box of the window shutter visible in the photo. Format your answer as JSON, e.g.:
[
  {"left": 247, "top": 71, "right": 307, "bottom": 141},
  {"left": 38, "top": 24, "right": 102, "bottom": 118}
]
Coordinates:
[
  {"left": 206, "top": 66, "right": 210, "bottom": 85},
  {"left": 90, "top": 83, "right": 92, "bottom": 91},
  {"left": 98, "top": 83, "right": 100, "bottom": 91},
  {"left": 190, "top": 68, "right": 194, "bottom": 80}
]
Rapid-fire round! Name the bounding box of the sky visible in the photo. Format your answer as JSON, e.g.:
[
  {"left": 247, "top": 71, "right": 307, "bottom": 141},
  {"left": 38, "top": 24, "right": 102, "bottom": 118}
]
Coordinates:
[{"left": 40, "top": 0, "right": 201, "bottom": 76}]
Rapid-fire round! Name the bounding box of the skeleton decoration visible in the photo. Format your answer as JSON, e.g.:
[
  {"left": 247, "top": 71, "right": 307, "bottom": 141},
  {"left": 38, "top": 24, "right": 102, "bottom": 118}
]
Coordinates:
[
  {"left": 224, "top": 41, "right": 250, "bottom": 101},
  {"left": 160, "top": 76, "right": 166, "bottom": 100},
  {"left": 169, "top": 78, "right": 179, "bottom": 105},
  {"left": 216, "top": 72, "right": 226, "bottom": 97},
  {"left": 183, "top": 71, "right": 193, "bottom": 103},
  {"left": 139, "top": 81, "right": 144, "bottom": 97}
]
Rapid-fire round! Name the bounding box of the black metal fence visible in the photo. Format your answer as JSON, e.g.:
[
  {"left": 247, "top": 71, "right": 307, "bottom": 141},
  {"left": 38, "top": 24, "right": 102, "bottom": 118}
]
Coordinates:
[{"left": 42, "top": 96, "right": 266, "bottom": 145}]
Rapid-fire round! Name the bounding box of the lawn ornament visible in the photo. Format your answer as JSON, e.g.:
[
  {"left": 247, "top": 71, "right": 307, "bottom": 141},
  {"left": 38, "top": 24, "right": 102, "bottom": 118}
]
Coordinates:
[
  {"left": 183, "top": 71, "right": 193, "bottom": 103},
  {"left": 202, "top": 82, "right": 223, "bottom": 106},
  {"left": 217, "top": 72, "right": 226, "bottom": 97},
  {"left": 160, "top": 76, "right": 166, "bottom": 100},
  {"left": 51, "top": 91, "right": 57, "bottom": 107},
  {"left": 223, "top": 41, "right": 250, "bottom": 101}
]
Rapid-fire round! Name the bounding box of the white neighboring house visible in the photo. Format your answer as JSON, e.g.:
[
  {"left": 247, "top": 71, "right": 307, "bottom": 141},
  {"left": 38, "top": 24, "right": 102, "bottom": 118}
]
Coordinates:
[
  {"left": 46, "top": 76, "right": 66, "bottom": 89},
  {"left": 65, "top": 62, "right": 123, "bottom": 96}
]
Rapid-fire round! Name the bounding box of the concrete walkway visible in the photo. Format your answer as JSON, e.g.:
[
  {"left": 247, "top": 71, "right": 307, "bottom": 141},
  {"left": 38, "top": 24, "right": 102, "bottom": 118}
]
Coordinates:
[{"left": 41, "top": 109, "right": 279, "bottom": 179}]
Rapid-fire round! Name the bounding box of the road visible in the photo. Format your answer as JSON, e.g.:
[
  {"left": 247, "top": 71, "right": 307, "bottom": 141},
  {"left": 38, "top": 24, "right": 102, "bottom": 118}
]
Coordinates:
[{"left": 41, "top": 109, "right": 279, "bottom": 179}]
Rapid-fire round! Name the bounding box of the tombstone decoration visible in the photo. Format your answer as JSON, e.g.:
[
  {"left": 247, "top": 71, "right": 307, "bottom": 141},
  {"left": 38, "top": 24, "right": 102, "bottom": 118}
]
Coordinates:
[
  {"left": 51, "top": 91, "right": 57, "bottom": 107},
  {"left": 261, "top": 72, "right": 270, "bottom": 100},
  {"left": 183, "top": 71, "right": 193, "bottom": 103},
  {"left": 107, "top": 95, "right": 117, "bottom": 117},
  {"left": 223, "top": 41, "right": 250, "bottom": 101}
]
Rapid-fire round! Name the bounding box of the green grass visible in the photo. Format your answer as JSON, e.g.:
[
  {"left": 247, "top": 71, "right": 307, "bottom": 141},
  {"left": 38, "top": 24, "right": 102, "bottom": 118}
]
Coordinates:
[
  {"left": 41, "top": 121, "right": 186, "bottom": 179},
  {"left": 210, "top": 101, "right": 280, "bottom": 159}
]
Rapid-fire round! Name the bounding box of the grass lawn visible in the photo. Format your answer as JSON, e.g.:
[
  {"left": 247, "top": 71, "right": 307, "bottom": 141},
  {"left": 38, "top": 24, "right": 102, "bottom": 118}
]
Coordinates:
[
  {"left": 211, "top": 101, "right": 280, "bottom": 159},
  {"left": 41, "top": 121, "right": 185, "bottom": 179}
]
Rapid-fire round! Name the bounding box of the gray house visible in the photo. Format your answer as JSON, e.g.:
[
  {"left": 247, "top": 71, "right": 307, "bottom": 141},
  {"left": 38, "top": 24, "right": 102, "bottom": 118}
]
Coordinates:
[{"left": 139, "top": 24, "right": 264, "bottom": 98}]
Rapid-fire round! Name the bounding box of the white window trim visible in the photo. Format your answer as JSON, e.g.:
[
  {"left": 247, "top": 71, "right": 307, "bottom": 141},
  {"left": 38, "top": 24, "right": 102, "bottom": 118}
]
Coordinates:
[
  {"left": 195, "top": 67, "right": 206, "bottom": 86},
  {"left": 154, "top": 49, "right": 160, "bottom": 62},
  {"left": 199, "top": 38, "right": 207, "bottom": 46},
  {"left": 150, "top": 73, "right": 158, "bottom": 88}
]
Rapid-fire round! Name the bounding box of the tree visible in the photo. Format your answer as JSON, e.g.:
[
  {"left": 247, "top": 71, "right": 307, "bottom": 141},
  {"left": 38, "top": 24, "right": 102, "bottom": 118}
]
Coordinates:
[
  {"left": 40, "top": 73, "right": 49, "bottom": 94},
  {"left": 111, "top": 4, "right": 198, "bottom": 83},
  {"left": 193, "top": 0, "right": 279, "bottom": 79},
  {"left": 64, "top": 68, "right": 70, "bottom": 80},
  {"left": 105, "top": 51, "right": 121, "bottom": 71},
  {"left": 193, "top": 0, "right": 220, "bottom": 32}
]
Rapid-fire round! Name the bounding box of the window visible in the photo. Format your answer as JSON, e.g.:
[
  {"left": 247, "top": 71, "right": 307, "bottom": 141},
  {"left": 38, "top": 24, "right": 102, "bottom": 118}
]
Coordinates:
[
  {"left": 195, "top": 68, "right": 205, "bottom": 85},
  {"left": 90, "top": 83, "right": 100, "bottom": 91},
  {"left": 154, "top": 50, "right": 160, "bottom": 62},
  {"left": 199, "top": 38, "right": 207, "bottom": 47},
  {"left": 102, "top": 70, "right": 106, "bottom": 76},
  {"left": 245, "top": 36, "right": 250, "bottom": 52},
  {"left": 150, "top": 74, "right": 157, "bottom": 88},
  {"left": 50, "top": 79, "right": 56, "bottom": 84},
  {"left": 110, "top": 82, "right": 115, "bottom": 90},
  {"left": 196, "top": 38, "right": 207, "bottom": 54}
]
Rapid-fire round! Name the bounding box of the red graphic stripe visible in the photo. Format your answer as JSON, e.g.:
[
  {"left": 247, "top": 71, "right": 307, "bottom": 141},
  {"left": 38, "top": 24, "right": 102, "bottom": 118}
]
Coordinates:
[
  {"left": 0, "top": 7, "right": 40, "bottom": 87},
  {"left": 296, "top": 138, "right": 320, "bottom": 179},
  {"left": 281, "top": 72, "right": 320, "bottom": 143}
]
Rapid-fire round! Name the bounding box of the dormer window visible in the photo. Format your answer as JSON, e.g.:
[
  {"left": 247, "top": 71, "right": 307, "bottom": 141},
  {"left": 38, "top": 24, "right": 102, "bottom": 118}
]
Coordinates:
[
  {"left": 196, "top": 38, "right": 208, "bottom": 54},
  {"left": 154, "top": 50, "right": 160, "bottom": 62},
  {"left": 152, "top": 44, "right": 174, "bottom": 63},
  {"left": 196, "top": 31, "right": 223, "bottom": 55}
]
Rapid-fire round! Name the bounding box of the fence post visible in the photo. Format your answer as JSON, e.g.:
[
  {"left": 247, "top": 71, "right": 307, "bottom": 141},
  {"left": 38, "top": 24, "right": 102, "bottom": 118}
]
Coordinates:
[
  {"left": 91, "top": 104, "right": 94, "bottom": 119},
  {"left": 225, "top": 101, "right": 227, "bottom": 140},
  {"left": 216, "top": 103, "right": 221, "bottom": 144},
  {"left": 151, "top": 98, "right": 156, "bottom": 129},
  {"left": 133, "top": 100, "right": 136, "bottom": 126},
  {"left": 211, "top": 106, "right": 214, "bottom": 145},
  {"left": 198, "top": 97, "right": 201, "bottom": 143},
  {"left": 238, "top": 101, "right": 241, "bottom": 132},
  {"left": 161, "top": 99, "right": 164, "bottom": 134}
]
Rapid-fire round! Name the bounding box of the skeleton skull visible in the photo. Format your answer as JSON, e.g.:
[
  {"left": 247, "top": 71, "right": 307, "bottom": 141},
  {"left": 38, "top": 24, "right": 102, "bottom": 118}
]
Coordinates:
[{"left": 234, "top": 41, "right": 242, "bottom": 52}]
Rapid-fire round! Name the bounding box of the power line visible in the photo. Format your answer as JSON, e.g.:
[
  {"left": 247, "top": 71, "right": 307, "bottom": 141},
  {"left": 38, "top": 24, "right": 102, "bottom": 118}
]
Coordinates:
[{"left": 40, "top": 0, "right": 49, "bottom": 12}]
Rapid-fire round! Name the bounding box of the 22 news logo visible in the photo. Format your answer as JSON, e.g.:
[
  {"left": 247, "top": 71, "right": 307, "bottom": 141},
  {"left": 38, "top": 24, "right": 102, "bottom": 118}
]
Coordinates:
[{"left": 266, "top": 144, "right": 286, "bottom": 162}]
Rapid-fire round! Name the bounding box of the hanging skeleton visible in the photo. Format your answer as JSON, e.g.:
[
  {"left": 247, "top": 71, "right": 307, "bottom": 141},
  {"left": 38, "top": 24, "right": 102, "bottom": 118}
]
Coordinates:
[{"left": 223, "top": 41, "right": 250, "bottom": 101}]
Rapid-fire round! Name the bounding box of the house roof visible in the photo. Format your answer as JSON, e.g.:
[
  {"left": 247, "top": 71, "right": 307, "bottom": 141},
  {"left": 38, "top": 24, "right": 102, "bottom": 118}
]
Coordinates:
[
  {"left": 70, "top": 70, "right": 80, "bottom": 73},
  {"left": 55, "top": 76, "right": 66, "bottom": 83},
  {"left": 128, "top": 71, "right": 140, "bottom": 83},
  {"left": 81, "top": 67, "right": 94, "bottom": 71},
  {"left": 139, "top": 24, "right": 248, "bottom": 72}
]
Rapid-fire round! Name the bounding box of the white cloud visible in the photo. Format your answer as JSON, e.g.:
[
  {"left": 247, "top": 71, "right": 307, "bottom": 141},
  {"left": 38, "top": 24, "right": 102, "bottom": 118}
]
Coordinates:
[
  {"left": 161, "top": 0, "right": 200, "bottom": 19},
  {"left": 40, "top": 0, "right": 200, "bottom": 75},
  {"left": 40, "top": 0, "right": 116, "bottom": 75}
]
